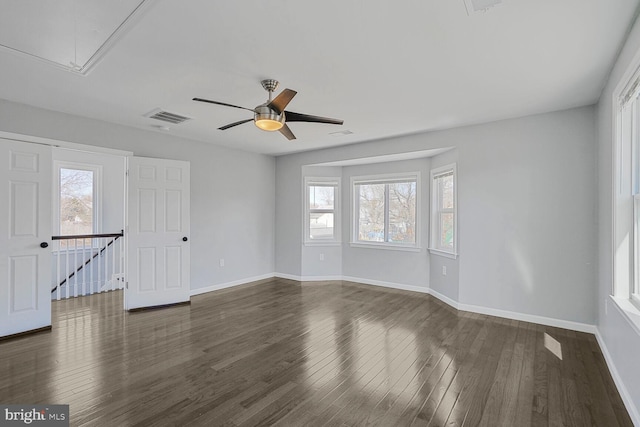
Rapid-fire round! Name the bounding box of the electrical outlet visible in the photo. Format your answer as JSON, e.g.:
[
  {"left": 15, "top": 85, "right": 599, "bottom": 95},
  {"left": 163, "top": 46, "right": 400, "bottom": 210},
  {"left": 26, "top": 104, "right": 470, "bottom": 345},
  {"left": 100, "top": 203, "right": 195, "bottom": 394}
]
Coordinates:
[
  {"left": 219, "top": 258, "right": 225, "bottom": 267},
  {"left": 442, "top": 266, "right": 447, "bottom": 276},
  {"left": 319, "top": 253, "right": 325, "bottom": 261}
]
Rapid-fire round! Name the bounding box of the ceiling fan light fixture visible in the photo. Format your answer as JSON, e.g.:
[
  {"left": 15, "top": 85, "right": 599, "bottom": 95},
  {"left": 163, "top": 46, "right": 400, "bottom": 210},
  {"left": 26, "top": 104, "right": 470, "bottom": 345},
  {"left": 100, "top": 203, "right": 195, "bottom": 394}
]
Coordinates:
[
  {"left": 254, "top": 107, "right": 285, "bottom": 131},
  {"left": 193, "top": 79, "right": 343, "bottom": 141}
]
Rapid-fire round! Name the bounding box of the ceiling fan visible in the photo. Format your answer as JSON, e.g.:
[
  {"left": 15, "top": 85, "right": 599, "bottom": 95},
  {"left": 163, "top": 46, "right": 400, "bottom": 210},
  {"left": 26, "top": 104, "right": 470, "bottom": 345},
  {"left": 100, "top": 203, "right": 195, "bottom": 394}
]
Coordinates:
[{"left": 193, "top": 79, "right": 344, "bottom": 140}]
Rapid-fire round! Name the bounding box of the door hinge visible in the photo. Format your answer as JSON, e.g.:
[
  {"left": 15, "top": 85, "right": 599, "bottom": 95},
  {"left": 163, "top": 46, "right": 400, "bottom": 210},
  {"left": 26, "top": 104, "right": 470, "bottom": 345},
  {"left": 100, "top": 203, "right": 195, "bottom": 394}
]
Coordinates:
[
  {"left": 126, "top": 282, "right": 129, "bottom": 289},
  {"left": 126, "top": 169, "right": 129, "bottom": 177}
]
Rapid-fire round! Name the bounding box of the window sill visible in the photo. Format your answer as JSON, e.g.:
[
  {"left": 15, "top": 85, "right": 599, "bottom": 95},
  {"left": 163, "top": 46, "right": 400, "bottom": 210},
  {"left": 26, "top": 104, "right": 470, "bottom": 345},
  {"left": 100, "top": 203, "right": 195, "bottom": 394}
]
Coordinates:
[
  {"left": 350, "top": 242, "right": 421, "bottom": 252},
  {"left": 428, "top": 248, "right": 458, "bottom": 259},
  {"left": 304, "top": 241, "right": 341, "bottom": 247},
  {"left": 610, "top": 295, "right": 640, "bottom": 337}
]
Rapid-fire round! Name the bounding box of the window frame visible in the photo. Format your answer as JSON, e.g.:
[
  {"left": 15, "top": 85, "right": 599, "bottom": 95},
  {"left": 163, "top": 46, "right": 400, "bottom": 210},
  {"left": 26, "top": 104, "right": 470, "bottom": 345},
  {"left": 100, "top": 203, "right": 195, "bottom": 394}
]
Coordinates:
[
  {"left": 53, "top": 161, "right": 102, "bottom": 246},
  {"left": 304, "top": 176, "right": 341, "bottom": 246},
  {"left": 613, "top": 54, "right": 640, "bottom": 316},
  {"left": 350, "top": 172, "right": 420, "bottom": 251},
  {"left": 429, "top": 164, "right": 458, "bottom": 259}
]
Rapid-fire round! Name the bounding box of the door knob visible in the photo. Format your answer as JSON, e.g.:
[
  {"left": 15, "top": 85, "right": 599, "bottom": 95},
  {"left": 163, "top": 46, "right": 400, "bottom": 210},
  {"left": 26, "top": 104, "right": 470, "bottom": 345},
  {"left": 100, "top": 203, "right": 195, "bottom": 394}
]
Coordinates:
[
  {"left": 182, "top": 237, "right": 188, "bottom": 242},
  {"left": 40, "top": 242, "right": 49, "bottom": 248}
]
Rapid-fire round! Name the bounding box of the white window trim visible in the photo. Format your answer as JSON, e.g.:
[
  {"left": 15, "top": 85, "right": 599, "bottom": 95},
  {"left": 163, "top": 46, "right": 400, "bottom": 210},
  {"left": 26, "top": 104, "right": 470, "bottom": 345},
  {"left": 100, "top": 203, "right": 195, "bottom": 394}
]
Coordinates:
[
  {"left": 304, "top": 176, "right": 341, "bottom": 246},
  {"left": 634, "top": 194, "right": 640, "bottom": 309},
  {"left": 429, "top": 163, "right": 458, "bottom": 259},
  {"left": 53, "top": 160, "right": 103, "bottom": 251},
  {"left": 350, "top": 172, "right": 421, "bottom": 251},
  {"left": 612, "top": 47, "right": 640, "bottom": 331}
]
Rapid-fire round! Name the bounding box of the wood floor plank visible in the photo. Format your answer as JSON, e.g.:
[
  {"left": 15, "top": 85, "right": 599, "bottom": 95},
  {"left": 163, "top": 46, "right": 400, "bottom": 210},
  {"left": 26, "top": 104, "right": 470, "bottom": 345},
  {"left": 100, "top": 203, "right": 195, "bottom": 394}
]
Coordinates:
[{"left": 0, "top": 279, "right": 632, "bottom": 426}]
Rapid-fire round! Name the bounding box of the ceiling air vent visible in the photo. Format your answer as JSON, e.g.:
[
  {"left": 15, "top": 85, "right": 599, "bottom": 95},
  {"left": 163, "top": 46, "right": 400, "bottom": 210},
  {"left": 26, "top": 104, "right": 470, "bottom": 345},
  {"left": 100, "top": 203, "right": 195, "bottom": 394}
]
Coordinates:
[
  {"left": 329, "top": 130, "right": 354, "bottom": 137},
  {"left": 145, "top": 109, "right": 192, "bottom": 125},
  {"left": 464, "top": 0, "right": 502, "bottom": 14}
]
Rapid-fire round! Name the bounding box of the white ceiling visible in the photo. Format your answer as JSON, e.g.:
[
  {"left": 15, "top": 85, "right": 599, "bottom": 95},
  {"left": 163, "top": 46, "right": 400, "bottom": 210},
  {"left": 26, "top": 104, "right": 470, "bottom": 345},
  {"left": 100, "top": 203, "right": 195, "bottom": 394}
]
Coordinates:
[
  {"left": 0, "top": 0, "right": 147, "bottom": 73},
  {"left": 0, "top": 0, "right": 638, "bottom": 156}
]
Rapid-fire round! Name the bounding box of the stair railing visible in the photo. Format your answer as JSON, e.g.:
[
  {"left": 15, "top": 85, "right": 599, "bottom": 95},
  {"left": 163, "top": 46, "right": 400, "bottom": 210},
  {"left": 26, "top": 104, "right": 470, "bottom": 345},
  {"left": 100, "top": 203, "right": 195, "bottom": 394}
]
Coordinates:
[{"left": 51, "top": 231, "right": 124, "bottom": 300}]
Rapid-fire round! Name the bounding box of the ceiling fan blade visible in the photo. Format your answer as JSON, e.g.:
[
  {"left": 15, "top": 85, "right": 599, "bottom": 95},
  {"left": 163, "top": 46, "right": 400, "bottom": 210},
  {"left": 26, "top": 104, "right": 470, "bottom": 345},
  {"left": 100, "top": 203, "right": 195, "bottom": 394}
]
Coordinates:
[
  {"left": 218, "top": 118, "right": 253, "bottom": 130},
  {"left": 279, "top": 124, "right": 296, "bottom": 140},
  {"left": 284, "top": 111, "right": 344, "bottom": 125},
  {"left": 268, "top": 89, "right": 297, "bottom": 114},
  {"left": 193, "top": 98, "right": 255, "bottom": 112}
]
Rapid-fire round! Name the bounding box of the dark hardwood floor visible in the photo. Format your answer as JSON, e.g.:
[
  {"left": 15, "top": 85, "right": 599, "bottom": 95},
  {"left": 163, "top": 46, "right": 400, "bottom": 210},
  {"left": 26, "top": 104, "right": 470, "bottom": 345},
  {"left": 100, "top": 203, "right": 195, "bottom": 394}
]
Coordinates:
[{"left": 0, "top": 279, "right": 633, "bottom": 426}]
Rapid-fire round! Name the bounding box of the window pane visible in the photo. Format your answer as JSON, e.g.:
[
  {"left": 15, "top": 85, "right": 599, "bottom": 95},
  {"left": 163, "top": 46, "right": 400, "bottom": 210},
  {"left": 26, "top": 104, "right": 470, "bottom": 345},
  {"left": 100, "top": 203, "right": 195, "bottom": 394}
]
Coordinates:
[
  {"left": 309, "top": 185, "right": 334, "bottom": 210},
  {"left": 358, "top": 184, "right": 385, "bottom": 242},
  {"left": 60, "top": 168, "right": 94, "bottom": 236},
  {"left": 388, "top": 182, "right": 416, "bottom": 243},
  {"left": 439, "top": 212, "right": 454, "bottom": 249},
  {"left": 310, "top": 212, "right": 334, "bottom": 240},
  {"left": 438, "top": 174, "right": 454, "bottom": 209}
]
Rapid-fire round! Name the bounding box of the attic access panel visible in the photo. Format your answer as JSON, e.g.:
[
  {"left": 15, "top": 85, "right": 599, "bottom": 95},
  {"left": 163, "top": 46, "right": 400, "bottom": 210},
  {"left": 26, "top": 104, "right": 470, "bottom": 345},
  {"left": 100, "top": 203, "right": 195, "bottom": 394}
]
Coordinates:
[{"left": 0, "top": 0, "right": 151, "bottom": 74}]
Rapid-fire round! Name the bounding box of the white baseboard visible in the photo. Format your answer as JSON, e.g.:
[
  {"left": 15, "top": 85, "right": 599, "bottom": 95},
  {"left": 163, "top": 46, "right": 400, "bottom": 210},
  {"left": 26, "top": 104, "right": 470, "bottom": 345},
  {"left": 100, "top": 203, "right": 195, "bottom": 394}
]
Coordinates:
[
  {"left": 274, "top": 272, "right": 303, "bottom": 281},
  {"left": 275, "top": 273, "right": 343, "bottom": 282},
  {"left": 276, "top": 273, "right": 598, "bottom": 334},
  {"left": 456, "top": 301, "right": 597, "bottom": 334},
  {"left": 300, "top": 275, "right": 343, "bottom": 281},
  {"left": 595, "top": 329, "right": 640, "bottom": 427},
  {"left": 217, "top": 272, "right": 598, "bottom": 335},
  {"left": 427, "top": 287, "right": 460, "bottom": 310},
  {"left": 341, "top": 275, "right": 430, "bottom": 295},
  {"left": 190, "top": 273, "right": 276, "bottom": 296},
  {"left": 339, "top": 275, "right": 596, "bottom": 333}
]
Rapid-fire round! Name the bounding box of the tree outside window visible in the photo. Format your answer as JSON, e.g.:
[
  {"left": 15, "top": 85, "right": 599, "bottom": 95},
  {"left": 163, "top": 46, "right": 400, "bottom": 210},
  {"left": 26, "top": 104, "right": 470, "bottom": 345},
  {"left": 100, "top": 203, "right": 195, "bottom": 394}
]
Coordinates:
[{"left": 59, "top": 168, "right": 95, "bottom": 248}]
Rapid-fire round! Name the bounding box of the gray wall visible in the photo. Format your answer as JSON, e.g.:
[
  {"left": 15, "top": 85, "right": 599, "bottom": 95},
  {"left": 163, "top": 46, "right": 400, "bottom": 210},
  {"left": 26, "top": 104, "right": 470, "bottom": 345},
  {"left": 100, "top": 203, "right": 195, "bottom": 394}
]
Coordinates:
[
  {"left": 275, "top": 106, "right": 597, "bottom": 326},
  {"left": 0, "top": 98, "right": 276, "bottom": 292},
  {"left": 597, "top": 12, "right": 640, "bottom": 420},
  {"left": 275, "top": 155, "right": 303, "bottom": 277},
  {"left": 457, "top": 109, "right": 597, "bottom": 323}
]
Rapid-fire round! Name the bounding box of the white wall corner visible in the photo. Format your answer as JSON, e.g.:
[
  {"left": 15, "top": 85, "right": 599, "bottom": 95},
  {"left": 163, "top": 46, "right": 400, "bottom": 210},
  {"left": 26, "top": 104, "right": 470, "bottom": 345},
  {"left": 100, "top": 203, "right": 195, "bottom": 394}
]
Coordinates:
[{"left": 595, "top": 329, "right": 640, "bottom": 427}]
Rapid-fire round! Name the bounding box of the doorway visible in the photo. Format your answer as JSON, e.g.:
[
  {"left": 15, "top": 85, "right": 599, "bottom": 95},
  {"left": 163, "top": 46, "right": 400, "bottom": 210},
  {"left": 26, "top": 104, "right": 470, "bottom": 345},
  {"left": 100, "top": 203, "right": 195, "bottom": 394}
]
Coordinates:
[
  {"left": 51, "top": 147, "right": 126, "bottom": 301},
  {"left": 0, "top": 134, "right": 192, "bottom": 338}
]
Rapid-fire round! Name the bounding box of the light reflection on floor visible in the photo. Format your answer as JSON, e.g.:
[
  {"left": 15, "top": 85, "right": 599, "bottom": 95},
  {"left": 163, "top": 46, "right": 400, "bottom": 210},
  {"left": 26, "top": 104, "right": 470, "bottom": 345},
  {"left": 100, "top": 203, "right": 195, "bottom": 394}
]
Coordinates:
[
  {"left": 303, "top": 310, "right": 424, "bottom": 405},
  {"left": 544, "top": 332, "right": 563, "bottom": 360}
]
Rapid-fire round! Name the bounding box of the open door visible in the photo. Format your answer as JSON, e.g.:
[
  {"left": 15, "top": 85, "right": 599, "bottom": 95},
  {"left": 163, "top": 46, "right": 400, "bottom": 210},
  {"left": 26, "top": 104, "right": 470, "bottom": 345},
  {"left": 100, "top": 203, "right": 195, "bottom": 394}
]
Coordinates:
[
  {"left": 125, "top": 156, "right": 190, "bottom": 310},
  {"left": 0, "top": 139, "right": 52, "bottom": 337}
]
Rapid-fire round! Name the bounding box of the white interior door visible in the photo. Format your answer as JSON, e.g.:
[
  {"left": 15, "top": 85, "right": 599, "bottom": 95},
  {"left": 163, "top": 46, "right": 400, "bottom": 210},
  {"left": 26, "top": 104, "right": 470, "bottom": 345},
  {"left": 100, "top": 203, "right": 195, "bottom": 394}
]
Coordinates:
[
  {"left": 126, "top": 156, "right": 190, "bottom": 310},
  {"left": 0, "top": 139, "right": 52, "bottom": 337}
]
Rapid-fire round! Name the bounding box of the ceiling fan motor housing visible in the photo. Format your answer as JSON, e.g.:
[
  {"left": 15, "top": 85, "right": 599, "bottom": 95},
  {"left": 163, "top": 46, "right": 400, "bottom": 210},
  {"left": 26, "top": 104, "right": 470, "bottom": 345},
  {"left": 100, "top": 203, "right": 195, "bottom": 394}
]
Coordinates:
[{"left": 254, "top": 104, "right": 285, "bottom": 131}]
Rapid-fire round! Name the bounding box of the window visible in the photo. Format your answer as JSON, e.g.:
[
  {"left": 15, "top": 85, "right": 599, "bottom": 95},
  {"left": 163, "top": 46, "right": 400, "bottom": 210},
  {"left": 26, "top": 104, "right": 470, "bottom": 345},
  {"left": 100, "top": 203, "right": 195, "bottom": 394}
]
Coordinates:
[
  {"left": 612, "top": 51, "right": 640, "bottom": 332},
  {"left": 54, "top": 162, "right": 101, "bottom": 248},
  {"left": 616, "top": 67, "right": 640, "bottom": 309},
  {"left": 305, "top": 177, "right": 340, "bottom": 244},
  {"left": 352, "top": 173, "right": 419, "bottom": 249},
  {"left": 430, "top": 164, "right": 457, "bottom": 258}
]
